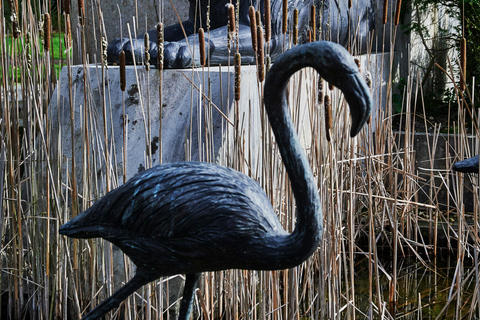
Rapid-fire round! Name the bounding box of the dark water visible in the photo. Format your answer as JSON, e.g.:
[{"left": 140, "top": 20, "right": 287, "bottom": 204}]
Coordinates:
[{"left": 353, "top": 253, "right": 479, "bottom": 319}]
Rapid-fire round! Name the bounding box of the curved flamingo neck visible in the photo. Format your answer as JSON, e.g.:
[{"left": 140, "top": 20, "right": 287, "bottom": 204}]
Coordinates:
[{"left": 264, "top": 46, "right": 324, "bottom": 265}]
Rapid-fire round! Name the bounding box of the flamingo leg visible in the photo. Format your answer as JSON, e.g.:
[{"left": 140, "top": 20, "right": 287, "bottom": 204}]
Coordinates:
[
  {"left": 81, "top": 272, "right": 154, "bottom": 320},
  {"left": 177, "top": 273, "right": 201, "bottom": 320}
]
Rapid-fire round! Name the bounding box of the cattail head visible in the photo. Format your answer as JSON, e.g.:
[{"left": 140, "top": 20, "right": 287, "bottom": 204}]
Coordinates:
[
  {"left": 249, "top": 6, "right": 257, "bottom": 52},
  {"left": 102, "top": 37, "right": 108, "bottom": 67},
  {"left": 235, "top": 53, "right": 241, "bottom": 101},
  {"left": 328, "top": 82, "right": 334, "bottom": 91},
  {"left": 256, "top": 25, "right": 265, "bottom": 82},
  {"left": 44, "top": 13, "right": 51, "bottom": 52},
  {"left": 354, "top": 58, "right": 361, "bottom": 72},
  {"left": 206, "top": 5, "right": 210, "bottom": 30},
  {"left": 266, "top": 55, "right": 271, "bottom": 74},
  {"left": 78, "top": 0, "right": 85, "bottom": 26},
  {"left": 63, "top": 0, "right": 71, "bottom": 15},
  {"left": 310, "top": 5, "right": 316, "bottom": 42},
  {"left": 12, "top": 19, "right": 21, "bottom": 39},
  {"left": 460, "top": 37, "right": 467, "bottom": 91},
  {"left": 264, "top": 0, "right": 271, "bottom": 42},
  {"left": 318, "top": 78, "right": 324, "bottom": 105},
  {"left": 157, "top": 23, "right": 164, "bottom": 70},
  {"left": 383, "top": 0, "right": 388, "bottom": 25},
  {"left": 293, "top": 9, "right": 299, "bottom": 45},
  {"left": 394, "top": 0, "right": 402, "bottom": 26},
  {"left": 26, "top": 32, "right": 32, "bottom": 69},
  {"left": 228, "top": 4, "right": 235, "bottom": 33},
  {"left": 256, "top": 10, "right": 262, "bottom": 29},
  {"left": 199, "top": 28, "right": 206, "bottom": 67},
  {"left": 120, "top": 50, "right": 126, "bottom": 91},
  {"left": 324, "top": 94, "right": 332, "bottom": 142},
  {"left": 364, "top": 70, "right": 372, "bottom": 90},
  {"left": 144, "top": 33, "right": 150, "bottom": 70},
  {"left": 282, "top": 0, "right": 288, "bottom": 34},
  {"left": 144, "top": 32, "right": 150, "bottom": 51},
  {"left": 65, "top": 14, "right": 72, "bottom": 49},
  {"left": 7, "top": 0, "right": 18, "bottom": 13},
  {"left": 349, "top": 0, "right": 352, "bottom": 9}
]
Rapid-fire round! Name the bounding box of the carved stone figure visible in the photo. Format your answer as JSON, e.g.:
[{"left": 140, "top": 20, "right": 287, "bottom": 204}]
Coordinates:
[{"left": 107, "top": 0, "right": 374, "bottom": 68}]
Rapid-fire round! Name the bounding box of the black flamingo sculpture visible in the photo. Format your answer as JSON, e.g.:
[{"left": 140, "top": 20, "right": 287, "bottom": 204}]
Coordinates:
[
  {"left": 59, "top": 41, "right": 372, "bottom": 320},
  {"left": 452, "top": 155, "right": 479, "bottom": 173}
]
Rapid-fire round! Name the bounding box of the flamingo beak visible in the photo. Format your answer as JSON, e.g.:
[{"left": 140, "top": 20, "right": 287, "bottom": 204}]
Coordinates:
[{"left": 336, "top": 71, "right": 373, "bottom": 137}]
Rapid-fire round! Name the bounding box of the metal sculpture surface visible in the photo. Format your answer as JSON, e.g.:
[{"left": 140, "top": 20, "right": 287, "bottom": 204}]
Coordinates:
[
  {"left": 107, "top": 0, "right": 374, "bottom": 68},
  {"left": 452, "top": 155, "right": 479, "bottom": 173},
  {"left": 60, "top": 41, "right": 372, "bottom": 320}
]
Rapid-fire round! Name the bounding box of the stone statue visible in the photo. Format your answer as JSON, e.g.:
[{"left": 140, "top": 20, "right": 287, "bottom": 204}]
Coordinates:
[{"left": 107, "top": 0, "right": 375, "bottom": 68}]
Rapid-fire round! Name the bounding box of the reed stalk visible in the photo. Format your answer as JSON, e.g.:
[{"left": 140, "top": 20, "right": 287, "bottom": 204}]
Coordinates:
[{"left": 460, "top": 37, "right": 467, "bottom": 92}]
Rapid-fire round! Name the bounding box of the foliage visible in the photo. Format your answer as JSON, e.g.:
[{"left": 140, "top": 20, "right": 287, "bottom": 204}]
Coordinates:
[
  {"left": 462, "top": 0, "right": 480, "bottom": 105},
  {"left": 1, "top": 32, "right": 69, "bottom": 82},
  {"left": 409, "top": 0, "right": 480, "bottom": 107}
]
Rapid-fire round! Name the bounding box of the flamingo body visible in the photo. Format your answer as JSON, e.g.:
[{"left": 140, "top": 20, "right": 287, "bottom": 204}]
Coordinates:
[
  {"left": 63, "top": 162, "right": 314, "bottom": 274},
  {"left": 59, "top": 41, "right": 372, "bottom": 320}
]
